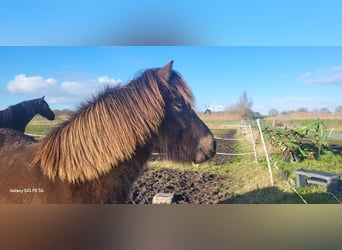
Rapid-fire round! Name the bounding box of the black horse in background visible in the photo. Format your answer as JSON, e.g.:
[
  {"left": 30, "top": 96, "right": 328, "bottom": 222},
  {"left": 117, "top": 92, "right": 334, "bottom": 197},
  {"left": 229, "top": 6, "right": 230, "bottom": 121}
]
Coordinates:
[{"left": 0, "top": 96, "right": 55, "bottom": 132}]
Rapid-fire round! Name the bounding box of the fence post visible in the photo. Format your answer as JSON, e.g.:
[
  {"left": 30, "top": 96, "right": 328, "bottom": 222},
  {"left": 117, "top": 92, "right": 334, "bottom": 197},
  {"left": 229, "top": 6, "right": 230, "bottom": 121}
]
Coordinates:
[
  {"left": 256, "top": 119, "right": 273, "bottom": 186},
  {"left": 328, "top": 128, "right": 335, "bottom": 138},
  {"left": 249, "top": 123, "right": 258, "bottom": 164},
  {"left": 241, "top": 119, "right": 246, "bottom": 136}
]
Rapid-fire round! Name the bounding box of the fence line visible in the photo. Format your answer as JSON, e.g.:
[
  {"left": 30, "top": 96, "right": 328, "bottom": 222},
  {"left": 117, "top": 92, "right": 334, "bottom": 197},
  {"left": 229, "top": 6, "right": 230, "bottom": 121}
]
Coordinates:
[
  {"left": 272, "top": 161, "right": 308, "bottom": 204},
  {"left": 28, "top": 120, "right": 258, "bottom": 161},
  {"left": 206, "top": 124, "right": 243, "bottom": 127},
  {"left": 214, "top": 120, "right": 258, "bottom": 161},
  {"left": 216, "top": 152, "right": 255, "bottom": 156},
  {"left": 326, "top": 192, "right": 342, "bottom": 204},
  {"left": 256, "top": 118, "right": 274, "bottom": 186},
  {"left": 206, "top": 123, "right": 248, "bottom": 130},
  {"left": 214, "top": 136, "right": 244, "bottom": 141}
]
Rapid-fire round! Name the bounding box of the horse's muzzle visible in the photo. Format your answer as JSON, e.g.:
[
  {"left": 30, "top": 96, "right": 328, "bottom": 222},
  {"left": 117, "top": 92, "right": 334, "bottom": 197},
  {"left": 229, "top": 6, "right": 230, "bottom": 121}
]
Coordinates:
[
  {"left": 194, "top": 136, "right": 216, "bottom": 164},
  {"left": 48, "top": 114, "right": 55, "bottom": 120}
]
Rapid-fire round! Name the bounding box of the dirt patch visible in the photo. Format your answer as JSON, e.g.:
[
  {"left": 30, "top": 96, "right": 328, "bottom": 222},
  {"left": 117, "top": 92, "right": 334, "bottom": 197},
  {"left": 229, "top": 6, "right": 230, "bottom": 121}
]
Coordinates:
[
  {"left": 209, "top": 129, "right": 237, "bottom": 165},
  {"left": 127, "top": 130, "right": 237, "bottom": 204},
  {"left": 127, "top": 168, "right": 233, "bottom": 204}
]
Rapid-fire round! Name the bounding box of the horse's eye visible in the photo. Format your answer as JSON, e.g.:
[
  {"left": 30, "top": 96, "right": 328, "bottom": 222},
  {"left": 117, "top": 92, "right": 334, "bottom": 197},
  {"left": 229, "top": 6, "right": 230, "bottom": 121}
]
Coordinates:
[{"left": 173, "top": 103, "right": 184, "bottom": 112}]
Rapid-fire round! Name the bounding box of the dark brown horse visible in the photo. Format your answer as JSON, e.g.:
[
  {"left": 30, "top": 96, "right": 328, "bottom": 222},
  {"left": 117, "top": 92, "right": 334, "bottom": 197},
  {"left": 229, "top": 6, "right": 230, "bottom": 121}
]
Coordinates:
[
  {"left": 0, "top": 96, "right": 55, "bottom": 132},
  {"left": 0, "top": 61, "right": 216, "bottom": 203}
]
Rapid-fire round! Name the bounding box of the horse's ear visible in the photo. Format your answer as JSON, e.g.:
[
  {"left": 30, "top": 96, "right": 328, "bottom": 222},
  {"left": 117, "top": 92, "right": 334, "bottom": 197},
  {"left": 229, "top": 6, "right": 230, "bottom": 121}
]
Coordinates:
[
  {"left": 41, "top": 96, "right": 45, "bottom": 100},
  {"left": 158, "top": 60, "right": 174, "bottom": 80}
]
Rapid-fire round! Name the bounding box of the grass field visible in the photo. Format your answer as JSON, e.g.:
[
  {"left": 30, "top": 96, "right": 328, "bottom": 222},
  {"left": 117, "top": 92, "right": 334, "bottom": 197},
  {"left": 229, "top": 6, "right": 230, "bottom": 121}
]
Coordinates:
[
  {"left": 25, "top": 115, "right": 68, "bottom": 139},
  {"left": 200, "top": 113, "right": 342, "bottom": 204},
  {"left": 25, "top": 112, "right": 342, "bottom": 203}
]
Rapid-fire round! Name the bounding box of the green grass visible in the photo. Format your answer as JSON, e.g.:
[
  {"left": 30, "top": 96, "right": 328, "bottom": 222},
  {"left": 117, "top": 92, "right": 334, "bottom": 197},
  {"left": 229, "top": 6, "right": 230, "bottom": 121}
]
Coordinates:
[
  {"left": 264, "top": 142, "right": 342, "bottom": 203},
  {"left": 287, "top": 119, "right": 342, "bottom": 128},
  {"left": 262, "top": 118, "right": 342, "bottom": 130},
  {"left": 210, "top": 129, "right": 228, "bottom": 137},
  {"left": 25, "top": 115, "right": 66, "bottom": 139},
  {"left": 210, "top": 121, "right": 342, "bottom": 203},
  {"left": 327, "top": 138, "right": 342, "bottom": 144}
]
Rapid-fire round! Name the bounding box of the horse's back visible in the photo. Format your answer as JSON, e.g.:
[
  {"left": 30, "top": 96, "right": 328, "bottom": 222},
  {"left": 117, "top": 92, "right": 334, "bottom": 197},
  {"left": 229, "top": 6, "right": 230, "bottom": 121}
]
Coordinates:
[
  {"left": 0, "top": 128, "right": 43, "bottom": 203},
  {"left": 0, "top": 128, "right": 37, "bottom": 148}
]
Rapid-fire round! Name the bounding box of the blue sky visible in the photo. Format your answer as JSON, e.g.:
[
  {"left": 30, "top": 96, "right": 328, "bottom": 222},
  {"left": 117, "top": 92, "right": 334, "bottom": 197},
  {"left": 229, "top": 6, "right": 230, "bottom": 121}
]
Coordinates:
[
  {"left": 0, "top": 1, "right": 342, "bottom": 114},
  {"left": 0, "top": 46, "right": 341, "bottom": 114},
  {"left": 1, "top": 0, "right": 342, "bottom": 45}
]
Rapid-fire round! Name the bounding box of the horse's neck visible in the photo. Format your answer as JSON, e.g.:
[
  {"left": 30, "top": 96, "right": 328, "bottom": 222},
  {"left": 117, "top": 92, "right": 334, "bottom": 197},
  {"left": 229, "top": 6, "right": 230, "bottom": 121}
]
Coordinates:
[
  {"left": 0, "top": 109, "right": 16, "bottom": 128},
  {"left": 13, "top": 103, "right": 37, "bottom": 131},
  {"left": 67, "top": 144, "right": 153, "bottom": 203}
]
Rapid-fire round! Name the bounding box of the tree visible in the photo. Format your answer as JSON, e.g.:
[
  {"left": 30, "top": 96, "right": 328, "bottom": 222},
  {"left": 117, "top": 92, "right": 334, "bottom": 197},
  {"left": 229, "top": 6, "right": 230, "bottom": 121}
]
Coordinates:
[
  {"left": 268, "top": 108, "right": 279, "bottom": 117},
  {"left": 297, "top": 107, "right": 308, "bottom": 113},
  {"left": 319, "top": 107, "right": 330, "bottom": 113},
  {"left": 236, "top": 90, "right": 253, "bottom": 119},
  {"left": 335, "top": 106, "right": 342, "bottom": 113}
]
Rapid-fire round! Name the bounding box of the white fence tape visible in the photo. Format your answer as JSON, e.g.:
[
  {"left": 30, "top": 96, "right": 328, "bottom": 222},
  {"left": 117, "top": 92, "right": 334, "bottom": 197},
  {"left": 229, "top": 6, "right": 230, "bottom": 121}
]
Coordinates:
[
  {"left": 215, "top": 136, "right": 244, "bottom": 141},
  {"left": 216, "top": 152, "right": 255, "bottom": 156}
]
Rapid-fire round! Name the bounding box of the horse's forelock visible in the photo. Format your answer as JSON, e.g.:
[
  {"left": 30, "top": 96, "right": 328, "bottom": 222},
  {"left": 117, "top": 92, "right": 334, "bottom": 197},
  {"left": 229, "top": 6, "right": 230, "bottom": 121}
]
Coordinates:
[
  {"left": 146, "top": 67, "right": 194, "bottom": 107},
  {"left": 169, "top": 71, "right": 194, "bottom": 107}
]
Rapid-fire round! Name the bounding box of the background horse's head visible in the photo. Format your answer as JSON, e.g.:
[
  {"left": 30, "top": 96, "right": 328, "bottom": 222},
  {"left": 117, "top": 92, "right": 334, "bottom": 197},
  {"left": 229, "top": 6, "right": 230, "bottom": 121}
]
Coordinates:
[
  {"left": 34, "top": 96, "right": 55, "bottom": 121},
  {"left": 152, "top": 61, "right": 216, "bottom": 164},
  {"left": 0, "top": 96, "right": 55, "bottom": 133}
]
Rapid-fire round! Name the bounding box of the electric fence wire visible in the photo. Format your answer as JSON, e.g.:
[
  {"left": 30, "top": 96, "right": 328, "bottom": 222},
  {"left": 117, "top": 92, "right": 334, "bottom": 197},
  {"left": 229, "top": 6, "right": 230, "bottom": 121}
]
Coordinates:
[{"left": 272, "top": 160, "right": 308, "bottom": 204}]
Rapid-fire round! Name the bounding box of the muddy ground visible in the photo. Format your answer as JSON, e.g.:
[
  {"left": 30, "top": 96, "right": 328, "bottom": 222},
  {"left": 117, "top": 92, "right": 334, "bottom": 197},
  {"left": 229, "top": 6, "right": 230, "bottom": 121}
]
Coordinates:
[{"left": 127, "top": 130, "right": 237, "bottom": 204}]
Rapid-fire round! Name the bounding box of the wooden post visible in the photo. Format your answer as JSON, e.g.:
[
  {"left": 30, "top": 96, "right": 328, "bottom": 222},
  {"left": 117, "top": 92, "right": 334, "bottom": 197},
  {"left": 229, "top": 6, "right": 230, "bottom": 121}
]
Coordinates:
[{"left": 256, "top": 119, "right": 274, "bottom": 186}]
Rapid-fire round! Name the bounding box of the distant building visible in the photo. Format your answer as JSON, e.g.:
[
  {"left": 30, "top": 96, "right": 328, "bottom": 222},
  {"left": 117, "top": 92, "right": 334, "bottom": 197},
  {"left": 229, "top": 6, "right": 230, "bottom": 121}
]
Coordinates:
[
  {"left": 204, "top": 108, "right": 212, "bottom": 115},
  {"left": 204, "top": 104, "right": 224, "bottom": 113}
]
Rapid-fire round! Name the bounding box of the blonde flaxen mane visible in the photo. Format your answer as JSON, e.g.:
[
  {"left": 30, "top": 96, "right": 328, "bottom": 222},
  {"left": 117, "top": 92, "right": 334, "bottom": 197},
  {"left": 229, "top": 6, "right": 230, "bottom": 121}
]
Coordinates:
[{"left": 31, "top": 62, "right": 193, "bottom": 183}]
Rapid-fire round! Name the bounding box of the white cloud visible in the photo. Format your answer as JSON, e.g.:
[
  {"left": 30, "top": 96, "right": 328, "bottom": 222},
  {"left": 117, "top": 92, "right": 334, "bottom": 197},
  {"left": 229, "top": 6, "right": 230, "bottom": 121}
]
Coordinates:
[
  {"left": 298, "top": 65, "right": 342, "bottom": 86},
  {"left": 60, "top": 77, "right": 122, "bottom": 96},
  {"left": 6, "top": 74, "right": 123, "bottom": 108},
  {"left": 7, "top": 74, "right": 57, "bottom": 94},
  {"left": 98, "top": 76, "right": 122, "bottom": 85},
  {"left": 60, "top": 81, "right": 95, "bottom": 96},
  {"left": 48, "top": 96, "right": 76, "bottom": 104},
  {"left": 332, "top": 65, "right": 342, "bottom": 72}
]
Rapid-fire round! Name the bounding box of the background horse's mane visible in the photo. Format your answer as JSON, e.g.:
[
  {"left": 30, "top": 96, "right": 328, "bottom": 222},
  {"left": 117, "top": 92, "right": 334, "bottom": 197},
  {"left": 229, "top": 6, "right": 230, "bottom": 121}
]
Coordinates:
[
  {"left": 1, "top": 97, "right": 43, "bottom": 117},
  {"left": 32, "top": 65, "right": 193, "bottom": 183}
]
